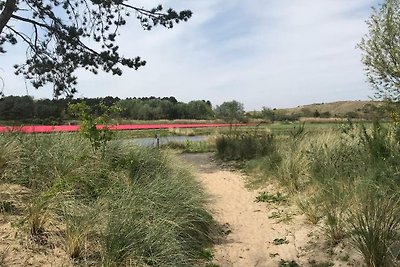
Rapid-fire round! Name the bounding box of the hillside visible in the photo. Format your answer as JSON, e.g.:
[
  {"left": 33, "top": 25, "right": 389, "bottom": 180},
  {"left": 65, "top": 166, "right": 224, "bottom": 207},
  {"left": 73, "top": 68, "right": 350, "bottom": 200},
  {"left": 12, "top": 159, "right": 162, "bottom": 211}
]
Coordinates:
[{"left": 278, "top": 100, "right": 384, "bottom": 118}]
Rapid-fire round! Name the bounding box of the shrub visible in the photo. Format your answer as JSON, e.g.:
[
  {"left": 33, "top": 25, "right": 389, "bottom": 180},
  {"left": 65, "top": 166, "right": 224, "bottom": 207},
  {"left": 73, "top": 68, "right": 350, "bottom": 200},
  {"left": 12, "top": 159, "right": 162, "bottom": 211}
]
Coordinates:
[
  {"left": 348, "top": 190, "right": 400, "bottom": 267},
  {"left": 216, "top": 131, "right": 275, "bottom": 161}
]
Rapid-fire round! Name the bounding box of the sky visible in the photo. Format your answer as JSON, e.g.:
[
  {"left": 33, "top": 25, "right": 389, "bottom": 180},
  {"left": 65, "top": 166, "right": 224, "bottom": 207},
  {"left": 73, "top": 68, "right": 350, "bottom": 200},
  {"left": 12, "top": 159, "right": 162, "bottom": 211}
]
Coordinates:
[{"left": 1, "top": 0, "right": 384, "bottom": 110}]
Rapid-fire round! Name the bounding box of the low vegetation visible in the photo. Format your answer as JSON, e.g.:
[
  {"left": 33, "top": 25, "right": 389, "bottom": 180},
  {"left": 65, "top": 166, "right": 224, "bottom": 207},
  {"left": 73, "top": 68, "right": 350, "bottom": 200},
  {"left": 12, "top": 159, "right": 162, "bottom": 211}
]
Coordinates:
[
  {"left": 0, "top": 132, "right": 214, "bottom": 266},
  {"left": 216, "top": 121, "right": 400, "bottom": 267},
  {"left": 215, "top": 129, "right": 276, "bottom": 161}
]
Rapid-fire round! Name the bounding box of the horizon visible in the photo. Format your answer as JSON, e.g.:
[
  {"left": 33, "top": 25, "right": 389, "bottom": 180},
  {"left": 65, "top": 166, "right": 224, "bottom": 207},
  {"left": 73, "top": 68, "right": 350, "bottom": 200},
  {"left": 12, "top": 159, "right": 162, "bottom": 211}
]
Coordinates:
[{"left": 0, "top": 94, "right": 381, "bottom": 112}]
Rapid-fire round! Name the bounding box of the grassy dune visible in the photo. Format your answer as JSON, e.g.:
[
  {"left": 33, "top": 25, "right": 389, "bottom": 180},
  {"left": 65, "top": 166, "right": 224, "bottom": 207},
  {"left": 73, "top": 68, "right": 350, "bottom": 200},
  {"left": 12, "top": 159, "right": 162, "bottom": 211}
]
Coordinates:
[
  {"left": 0, "top": 133, "right": 215, "bottom": 266},
  {"left": 216, "top": 122, "right": 400, "bottom": 267}
]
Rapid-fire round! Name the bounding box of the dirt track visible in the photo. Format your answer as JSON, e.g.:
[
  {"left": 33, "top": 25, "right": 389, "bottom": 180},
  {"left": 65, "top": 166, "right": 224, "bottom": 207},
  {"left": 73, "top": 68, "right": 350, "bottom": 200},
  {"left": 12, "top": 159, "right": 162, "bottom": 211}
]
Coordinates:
[{"left": 179, "top": 153, "right": 362, "bottom": 267}]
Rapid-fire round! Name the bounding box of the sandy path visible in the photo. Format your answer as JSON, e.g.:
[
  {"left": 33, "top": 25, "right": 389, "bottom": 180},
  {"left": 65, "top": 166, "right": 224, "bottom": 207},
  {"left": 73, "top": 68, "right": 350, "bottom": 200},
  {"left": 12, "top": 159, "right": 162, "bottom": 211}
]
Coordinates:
[
  {"left": 179, "top": 153, "right": 364, "bottom": 267},
  {"left": 179, "top": 153, "right": 301, "bottom": 267}
]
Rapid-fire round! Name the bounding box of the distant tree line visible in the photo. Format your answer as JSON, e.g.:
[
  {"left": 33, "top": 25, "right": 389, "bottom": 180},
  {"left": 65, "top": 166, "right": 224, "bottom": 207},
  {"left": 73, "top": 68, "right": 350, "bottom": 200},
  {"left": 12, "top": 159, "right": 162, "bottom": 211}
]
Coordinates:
[
  {"left": 0, "top": 95, "right": 218, "bottom": 124},
  {"left": 0, "top": 95, "right": 388, "bottom": 124},
  {"left": 247, "top": 104, "right": 387, "bottom": 122}
]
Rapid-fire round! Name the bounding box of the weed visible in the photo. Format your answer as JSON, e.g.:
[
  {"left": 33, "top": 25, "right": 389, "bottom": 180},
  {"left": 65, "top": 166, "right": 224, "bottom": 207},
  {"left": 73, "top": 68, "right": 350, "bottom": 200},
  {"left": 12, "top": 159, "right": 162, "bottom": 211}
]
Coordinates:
[
  {"left": 277, "top": 212, "right": 294, "bottom": 224},
  {"left": 338, "top": 254, "right": 350, "bottom": 261},
  {"left": 26, "top": 198, "right": 50, "bottom": 237},
  {"left": 220, "top": 223, "right": 232, "bottom": 235},
  {"left": 297, "top": 197, "right": 322, "bottom": 224},
  {"left": 0, "top": 201, "right": 14, "bottom": 214},
  {"left": 255, "top": 192, "right": 287, "bottom": 204},
  {"left": 268, "top": 211, "right": 281, "bottom": 219},
  {"left": 199, "top": 248, "right": 214, "bottom": 261},
  {"left": 278, "top": 259, "right": 300, "bottom": 267},
  {"left": 268, "top": 210, "right": 293, "bottom": 224},
  {"left": 322, "top": 203, "right": 347, "bottom": 245},
  {"left": 63, "top": 214, "right": 93, "bottom": 259},
  {"left": 272, "top": 238, "right": 289, "bottom": 245},
  {"left": 308, "top": 259, "right": 334, "bottom": 267}
]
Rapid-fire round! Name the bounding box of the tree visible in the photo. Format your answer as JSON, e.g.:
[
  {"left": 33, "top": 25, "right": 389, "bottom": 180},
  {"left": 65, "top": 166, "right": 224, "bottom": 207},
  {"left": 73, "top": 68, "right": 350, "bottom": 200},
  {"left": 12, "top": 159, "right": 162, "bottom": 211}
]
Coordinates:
[
  {"left": 0, "top": 1, "right": 192, "bottom": 97},
  {"left": 359, "top": 0, "right": 400, "bottom": 101},
  {"left": 186, "top": 100, "right": 214, "bottom": 120},
  {"left": 215, "top": 100, "right": 246, "bottom": 123},
  {"left": 261, "top": 107, "right": 275, "bottom": 122}
]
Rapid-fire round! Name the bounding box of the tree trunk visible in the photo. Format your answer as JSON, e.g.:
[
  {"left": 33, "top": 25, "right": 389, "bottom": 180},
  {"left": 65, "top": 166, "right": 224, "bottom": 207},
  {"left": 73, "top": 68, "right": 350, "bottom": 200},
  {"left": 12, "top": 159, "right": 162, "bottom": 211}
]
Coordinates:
[{"left": 0, "top": 0, "right": 16, "bottom": 34}]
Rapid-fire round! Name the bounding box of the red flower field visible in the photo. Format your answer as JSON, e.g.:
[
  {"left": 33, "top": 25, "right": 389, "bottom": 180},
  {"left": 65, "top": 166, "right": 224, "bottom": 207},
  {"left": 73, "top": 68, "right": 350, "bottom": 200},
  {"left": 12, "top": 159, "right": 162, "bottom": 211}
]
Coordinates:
[{"left": 0, "top": 124, "right": 246, "bottom": 133}]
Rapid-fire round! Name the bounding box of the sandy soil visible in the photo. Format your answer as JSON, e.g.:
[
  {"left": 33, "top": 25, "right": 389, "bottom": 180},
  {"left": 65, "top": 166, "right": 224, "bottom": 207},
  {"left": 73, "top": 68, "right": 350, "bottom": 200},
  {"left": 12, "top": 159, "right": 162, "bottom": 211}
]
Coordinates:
[
  {"left": 179, "top": 153, "right": 364, "bottom": 267},
  {"left": 0, "top": 183, "right": 73, "bottom": 267}
]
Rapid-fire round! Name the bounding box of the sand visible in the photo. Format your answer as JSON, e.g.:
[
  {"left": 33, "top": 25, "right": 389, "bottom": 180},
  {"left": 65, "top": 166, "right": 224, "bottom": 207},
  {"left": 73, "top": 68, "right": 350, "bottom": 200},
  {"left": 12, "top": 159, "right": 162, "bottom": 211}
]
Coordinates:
[{"left": 179, "top": 153, "right": 364, "bottom": 267}]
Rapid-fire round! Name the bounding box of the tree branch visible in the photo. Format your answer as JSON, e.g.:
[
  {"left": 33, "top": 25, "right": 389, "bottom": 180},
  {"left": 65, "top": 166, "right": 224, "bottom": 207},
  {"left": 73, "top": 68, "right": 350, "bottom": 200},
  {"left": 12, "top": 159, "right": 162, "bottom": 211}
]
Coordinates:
[
  {"left": 0, "top": 0, "right": 16, "bottom": 34},
  {"left": 11, "top": 14, "right": 54, "bottom": 31}
]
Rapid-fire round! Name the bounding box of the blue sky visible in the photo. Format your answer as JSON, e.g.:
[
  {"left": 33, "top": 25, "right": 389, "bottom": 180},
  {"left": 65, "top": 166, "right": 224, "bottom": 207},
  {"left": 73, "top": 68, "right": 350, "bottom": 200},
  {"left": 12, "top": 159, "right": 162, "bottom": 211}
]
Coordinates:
[{"left": 1, "top": 0, "right": 384, "bottom": 110}]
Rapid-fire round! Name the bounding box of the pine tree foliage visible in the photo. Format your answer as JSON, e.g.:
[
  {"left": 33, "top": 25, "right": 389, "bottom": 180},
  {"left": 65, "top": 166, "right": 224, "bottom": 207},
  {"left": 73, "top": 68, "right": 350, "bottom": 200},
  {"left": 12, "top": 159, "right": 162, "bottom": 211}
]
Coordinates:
[{"left": 0, "top": 0, "right": 192, "bottom": 97}]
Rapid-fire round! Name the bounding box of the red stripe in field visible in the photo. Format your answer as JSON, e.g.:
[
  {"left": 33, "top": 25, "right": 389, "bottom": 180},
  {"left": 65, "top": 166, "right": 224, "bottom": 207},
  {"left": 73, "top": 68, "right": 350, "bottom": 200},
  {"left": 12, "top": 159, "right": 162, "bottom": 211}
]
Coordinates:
[{"left": 0, "top": 124, "right": 248, "bottom": 133}]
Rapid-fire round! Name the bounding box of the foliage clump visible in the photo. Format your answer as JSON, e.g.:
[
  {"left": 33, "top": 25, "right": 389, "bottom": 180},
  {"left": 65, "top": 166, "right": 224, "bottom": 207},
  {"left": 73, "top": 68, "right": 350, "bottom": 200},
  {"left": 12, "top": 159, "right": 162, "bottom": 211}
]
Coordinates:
[{"left": 216, "top": 129, "right": 276, "bottom": 161}]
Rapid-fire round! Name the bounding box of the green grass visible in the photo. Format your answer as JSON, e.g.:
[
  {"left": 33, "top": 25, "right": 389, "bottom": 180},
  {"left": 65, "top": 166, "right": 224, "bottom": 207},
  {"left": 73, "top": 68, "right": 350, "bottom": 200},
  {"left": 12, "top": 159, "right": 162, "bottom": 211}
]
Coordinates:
[
  {"left": 0, "top": 201, "right": 14, "bottom": 214},
  {"left": 255, "top": 192, "right": 287, "bottom": 204},
  {"left": 348, "top": 189, "right": 400, "bottom": 267},
  {"left": 272, "top": 238, "right": 289, "bottom": 245},
  {"left": 234, "top": 121, "right": 400, "bottom": 266},
  {"left": 162, "top": 140, "right": 216, "bottom": 153},
  {"left": 278, "top": 259, "right": 299, "bottom": 267},
  {"left": 0, "top": 132, "right": 215, "bottom": 266}
]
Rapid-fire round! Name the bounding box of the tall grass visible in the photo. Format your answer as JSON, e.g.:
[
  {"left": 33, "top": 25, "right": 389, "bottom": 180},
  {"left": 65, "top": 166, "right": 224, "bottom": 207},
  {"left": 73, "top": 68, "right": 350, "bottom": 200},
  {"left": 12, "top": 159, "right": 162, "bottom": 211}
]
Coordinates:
[
  {"left": 0, "top": 133, "right": 214, "bottom": 266},
  {"left": 240, "top": 122, "right": 400, "bottom": 265},
  {"left": 215, "top": 130, "right": 275, "bottom": 161},
  {"left": 348, "top": 189, "right": 400, "bottom": 267}
]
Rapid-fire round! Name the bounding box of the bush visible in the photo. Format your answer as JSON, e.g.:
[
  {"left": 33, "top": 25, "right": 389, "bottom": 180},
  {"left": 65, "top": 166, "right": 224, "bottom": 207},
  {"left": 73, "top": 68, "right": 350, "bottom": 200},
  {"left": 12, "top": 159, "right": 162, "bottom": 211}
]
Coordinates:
[
  {"left": 216, "top": 131, "right": 275, "bottom": 161},
  {"left": 348, "top": 189, "right": 400, "bottom": 267}
]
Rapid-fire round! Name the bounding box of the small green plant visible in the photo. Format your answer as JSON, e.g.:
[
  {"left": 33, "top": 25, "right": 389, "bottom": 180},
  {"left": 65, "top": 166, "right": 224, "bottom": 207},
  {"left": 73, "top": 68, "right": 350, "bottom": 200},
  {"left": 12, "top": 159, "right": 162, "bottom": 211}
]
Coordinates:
[
  {"left": 68, "top": 101, "right": 120, "bottom": 154},
  {"left": 268, "top": 211, "right": 281, "bottom": 219},
  {"left": 0, "top": 201, "right": 14, "bottom": 214},
  {"left": 297, "top": 197, "right": 322, "bottom": 224},
  {"left": 278, "top": 259, "right": 300, "bottom": 267},
  {"left": 308, "top": 259, "right": 334, "bottom": 267},
  {"left": 199, "top": 248, "right": 214, "bottom": 261},
  {"left": 255, "top": 191, "right": 287, "bottom": 204},
  {"left": 268, "top": 210, "right": 293, "bottom": 224},
  {"left": 272, "top": 238, "right": 289, "bottom": 245},
  {"left": 323, "top": 206, "right": 347, "bottom": 245}
]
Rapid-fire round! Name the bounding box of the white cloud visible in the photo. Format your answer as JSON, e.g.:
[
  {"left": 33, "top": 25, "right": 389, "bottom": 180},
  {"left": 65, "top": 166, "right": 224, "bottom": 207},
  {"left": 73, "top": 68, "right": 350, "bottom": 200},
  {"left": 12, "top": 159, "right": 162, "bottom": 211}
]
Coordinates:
[{"left": 1, "top": 0, "right": 384, "bottom": 110}]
